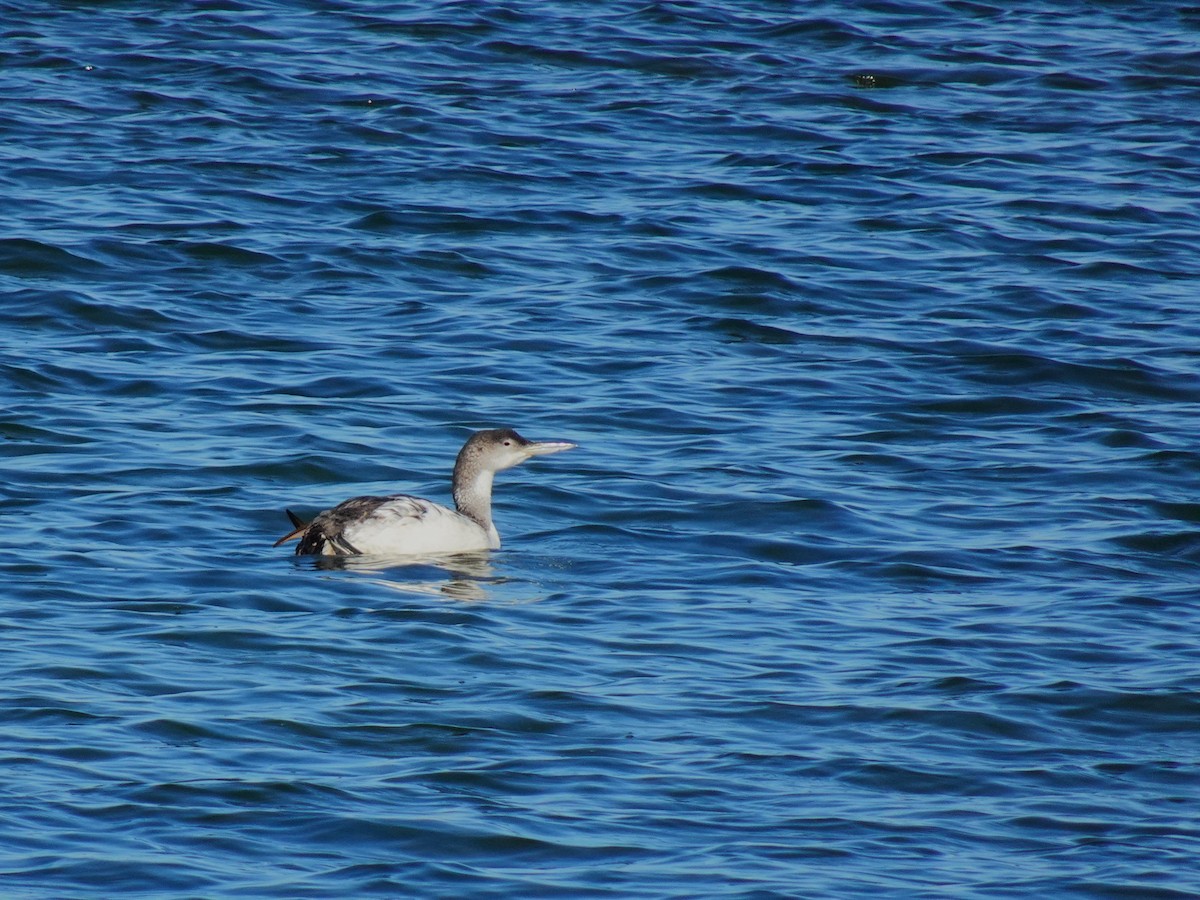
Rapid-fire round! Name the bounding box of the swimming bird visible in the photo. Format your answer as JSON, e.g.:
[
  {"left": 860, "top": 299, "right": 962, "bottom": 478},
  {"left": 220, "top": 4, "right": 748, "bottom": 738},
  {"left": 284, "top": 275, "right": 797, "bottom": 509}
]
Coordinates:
[{"left": 274, "top": 428, "right": 576, "bottom": 557}]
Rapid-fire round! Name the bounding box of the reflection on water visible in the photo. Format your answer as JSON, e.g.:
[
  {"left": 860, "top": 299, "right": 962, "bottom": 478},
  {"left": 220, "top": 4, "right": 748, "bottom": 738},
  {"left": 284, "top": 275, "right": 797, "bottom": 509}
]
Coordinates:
[{"left": 309, "top": 551, "right": 502, "bottom": 602}]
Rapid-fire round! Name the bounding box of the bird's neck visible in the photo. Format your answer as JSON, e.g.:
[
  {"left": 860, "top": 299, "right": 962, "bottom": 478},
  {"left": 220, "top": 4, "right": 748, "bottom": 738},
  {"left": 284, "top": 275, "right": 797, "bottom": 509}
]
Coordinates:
[{"left": 453, "top": 465, "right": 499, "bottom": 543}]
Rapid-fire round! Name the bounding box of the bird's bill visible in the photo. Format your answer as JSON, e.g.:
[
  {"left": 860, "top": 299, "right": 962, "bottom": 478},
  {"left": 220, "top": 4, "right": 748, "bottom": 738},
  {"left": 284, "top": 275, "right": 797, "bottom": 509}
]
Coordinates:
[{"left": 524, "top": 440, "right": 577, "bottom": 457}]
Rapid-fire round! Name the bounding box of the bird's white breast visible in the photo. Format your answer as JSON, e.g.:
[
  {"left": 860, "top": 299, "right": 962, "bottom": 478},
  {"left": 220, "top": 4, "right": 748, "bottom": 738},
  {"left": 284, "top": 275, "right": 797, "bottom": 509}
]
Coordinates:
[{"left": 339, "top": 496, "right": 497, "bottom": 556}]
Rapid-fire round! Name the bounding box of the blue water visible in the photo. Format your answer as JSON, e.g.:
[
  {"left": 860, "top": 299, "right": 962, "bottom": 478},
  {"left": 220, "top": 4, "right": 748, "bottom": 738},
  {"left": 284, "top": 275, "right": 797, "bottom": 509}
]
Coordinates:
[{"left": 3, "top": 1, "right": 1200, "bottom": 896}]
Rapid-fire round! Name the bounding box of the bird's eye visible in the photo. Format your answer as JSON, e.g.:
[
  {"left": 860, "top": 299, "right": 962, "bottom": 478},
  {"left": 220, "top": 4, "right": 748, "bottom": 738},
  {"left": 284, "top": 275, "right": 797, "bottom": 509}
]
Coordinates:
[{"left": 503, "top": 440, "right": 512, "bottom": 446}]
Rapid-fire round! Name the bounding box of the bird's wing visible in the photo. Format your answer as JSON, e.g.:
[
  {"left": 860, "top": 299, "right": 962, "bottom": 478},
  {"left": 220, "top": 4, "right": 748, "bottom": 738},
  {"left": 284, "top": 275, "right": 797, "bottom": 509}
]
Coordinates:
[{"left": 293, "top": 495, "right": 442, "bottom": 556}]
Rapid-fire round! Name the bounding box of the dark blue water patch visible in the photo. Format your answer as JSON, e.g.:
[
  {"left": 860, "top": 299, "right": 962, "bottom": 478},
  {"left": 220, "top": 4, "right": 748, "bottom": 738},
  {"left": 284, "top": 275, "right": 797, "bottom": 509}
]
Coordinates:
[
  {"left": 1108, "top": 530, "right": 1200, "bottom": 564},
  {"left": 0, "top": 239, "right": 107, "bottom": 279},
  {"left": 1150, "top": 501, "right": 1200, "bottom": 524},
  {"left": 905, "top": 340, "right": 1200, "bottom": 401}
]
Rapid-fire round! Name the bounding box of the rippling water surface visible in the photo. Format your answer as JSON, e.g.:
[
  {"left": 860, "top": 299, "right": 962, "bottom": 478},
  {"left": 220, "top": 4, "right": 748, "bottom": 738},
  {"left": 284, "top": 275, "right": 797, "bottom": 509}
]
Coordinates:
[{"left": 4, "top": 1, "right": 1200, "bottom": 897}]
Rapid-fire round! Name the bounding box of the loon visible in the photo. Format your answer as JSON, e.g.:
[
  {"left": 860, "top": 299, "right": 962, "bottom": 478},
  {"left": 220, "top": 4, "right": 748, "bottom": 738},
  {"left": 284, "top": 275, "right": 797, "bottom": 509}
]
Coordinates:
[{"left": 274, "top": 428, "right": 575, "bottom": 557}]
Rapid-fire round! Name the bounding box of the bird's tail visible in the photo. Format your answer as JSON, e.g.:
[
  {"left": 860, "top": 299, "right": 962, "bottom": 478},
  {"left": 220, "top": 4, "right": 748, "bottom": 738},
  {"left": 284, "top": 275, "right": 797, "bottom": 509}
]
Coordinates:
[{"left": 272, "top": 509, "right": 309, "bottom": 547}]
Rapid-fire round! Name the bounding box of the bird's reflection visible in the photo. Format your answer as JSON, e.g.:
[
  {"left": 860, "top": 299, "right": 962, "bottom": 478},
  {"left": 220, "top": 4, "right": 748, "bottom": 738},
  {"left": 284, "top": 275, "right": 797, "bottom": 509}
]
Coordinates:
[{"left": 309, "top": 551, "right": 501, "bottom": 601}]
